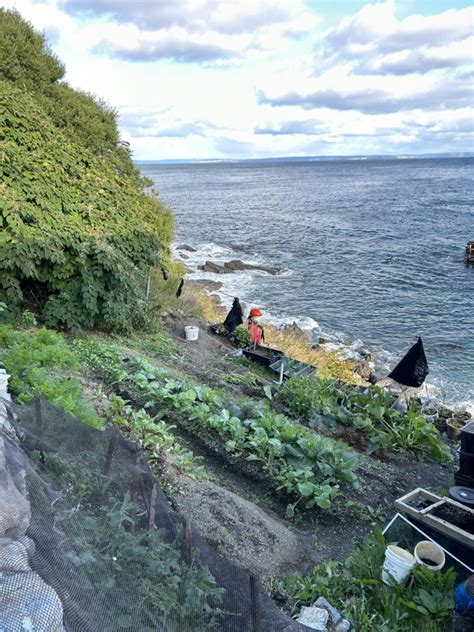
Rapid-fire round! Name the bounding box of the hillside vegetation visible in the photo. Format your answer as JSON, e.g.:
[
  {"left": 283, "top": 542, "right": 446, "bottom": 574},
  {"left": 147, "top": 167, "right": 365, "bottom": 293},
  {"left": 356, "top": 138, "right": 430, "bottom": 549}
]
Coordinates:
[{"left": 0, "top": 9, "right": 173, "bottom": 330}]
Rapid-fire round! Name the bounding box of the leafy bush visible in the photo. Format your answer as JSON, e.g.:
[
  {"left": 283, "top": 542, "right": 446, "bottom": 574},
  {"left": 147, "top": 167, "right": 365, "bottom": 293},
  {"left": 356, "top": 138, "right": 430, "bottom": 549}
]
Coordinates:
[
  {"left": 34, "top": 449, "right": 223, "bottom": 631},
  {"left": 0, "top": 9, "right": 64, "bottom": 92},
  {"left": 0, "top": 325, "right": 100, "bottom": 425},
  {"left": 0, "top": 11, "right": 173, "bottom": 330},
  {"left": 278, "top": 375, "right": 451, "bottom": 462},
  {"left": 214, "top": 324, "right": 251, "bottom": 348},
  {"left": 106, "top": 394, "right": 205, "bottom": 482}
]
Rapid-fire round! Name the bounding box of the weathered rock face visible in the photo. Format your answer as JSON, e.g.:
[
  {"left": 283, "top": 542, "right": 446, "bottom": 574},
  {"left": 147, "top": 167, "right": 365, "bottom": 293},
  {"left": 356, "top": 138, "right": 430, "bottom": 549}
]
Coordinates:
[
  {"left": 0, "top": 401, "right": 65, "bottom": 631},
  {"left": 0, "top": 411, "right": 30, "bottom": 539},
  {"left": 0, "top": 463, "right": 30, "bottom": 538},
  {"left": 0, "top": 538, "right": 65, "bottom": 632},
  {"left": 199, "top": 259, "right": 281, "bottom": 275}
]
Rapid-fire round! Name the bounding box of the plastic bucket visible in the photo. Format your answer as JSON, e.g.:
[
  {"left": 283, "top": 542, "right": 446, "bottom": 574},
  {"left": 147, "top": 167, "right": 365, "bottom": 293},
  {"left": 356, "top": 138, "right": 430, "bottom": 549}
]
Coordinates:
[
  {"left": 381, "top": 545, "right": 416, "bottom": 585},
  {"left": 414, "top": 540, "right": 445, "bottom": 571},
  {"left": 184, "top": 326, "right": 199, "bottom": 341}
]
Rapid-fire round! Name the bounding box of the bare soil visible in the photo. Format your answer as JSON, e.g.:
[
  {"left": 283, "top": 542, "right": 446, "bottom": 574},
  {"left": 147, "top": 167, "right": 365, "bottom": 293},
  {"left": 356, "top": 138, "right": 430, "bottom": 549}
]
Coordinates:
[{"left": 433, "top": 504, "right": 474, "bottom": 533}]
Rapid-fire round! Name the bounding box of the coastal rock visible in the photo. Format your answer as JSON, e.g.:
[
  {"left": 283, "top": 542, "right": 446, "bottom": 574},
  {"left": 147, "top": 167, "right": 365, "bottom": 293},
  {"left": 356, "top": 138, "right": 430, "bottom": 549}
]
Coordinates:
[
  {"left": 199, "top": 259, "right": 281, "bottom": 275},
  {"left": 281, "top": 322, "right": 310, "bottom": 340},
  {"left": 224, "top": 260, "right": 281, "bottom": 275},
  {"left": 176, "top": 244, "right": 197, "bottom": 252},
  {"left": 352, "top": 359, "right": 372, "bottom": 381},
  {"left": 201, "top": 261, "right": 233, "bottom": 274}
]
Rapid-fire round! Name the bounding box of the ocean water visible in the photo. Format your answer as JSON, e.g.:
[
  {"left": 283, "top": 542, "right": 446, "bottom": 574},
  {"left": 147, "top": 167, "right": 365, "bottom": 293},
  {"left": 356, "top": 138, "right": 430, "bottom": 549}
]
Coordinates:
[{"left": 140, "top": 158, "right": 474, "bottom": 411}]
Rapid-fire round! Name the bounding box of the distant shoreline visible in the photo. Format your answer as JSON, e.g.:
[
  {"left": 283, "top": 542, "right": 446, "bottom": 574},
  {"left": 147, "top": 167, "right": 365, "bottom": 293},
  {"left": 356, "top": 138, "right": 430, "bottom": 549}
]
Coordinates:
[{"left": 136, "top": 153, "right": 474, "bottom": 165}]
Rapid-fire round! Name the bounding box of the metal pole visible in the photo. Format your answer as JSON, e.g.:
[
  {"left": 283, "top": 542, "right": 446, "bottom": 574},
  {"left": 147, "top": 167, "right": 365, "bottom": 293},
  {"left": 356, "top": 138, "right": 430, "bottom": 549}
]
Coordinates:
[{"left": 278, "top": 360, "right": 285, "bottom": 385}]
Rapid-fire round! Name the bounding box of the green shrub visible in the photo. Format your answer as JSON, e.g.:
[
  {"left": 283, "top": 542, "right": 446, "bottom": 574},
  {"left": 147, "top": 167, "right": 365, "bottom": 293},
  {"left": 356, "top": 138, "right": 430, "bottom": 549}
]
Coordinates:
[
  {"left": 0, "top": 9, "right": 64, "bottom": 92},
  {"left": 0, "top": 325, "right": 100, "bottom": 426},
  {"left": 214, "top": 324, "right": 251, "bottom": 348},
  {"left": 0, "top": 80, "right": 173, "bottom": 330},
  {"left": 0, "top": 10, "right": 174, "bottom": 331}
]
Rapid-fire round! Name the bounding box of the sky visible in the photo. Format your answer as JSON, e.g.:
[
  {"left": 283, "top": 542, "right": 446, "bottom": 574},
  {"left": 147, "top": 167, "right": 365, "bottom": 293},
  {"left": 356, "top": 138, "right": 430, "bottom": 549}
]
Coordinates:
[{"left": 4, "top": 0, "right": 474, "bottom": 160}]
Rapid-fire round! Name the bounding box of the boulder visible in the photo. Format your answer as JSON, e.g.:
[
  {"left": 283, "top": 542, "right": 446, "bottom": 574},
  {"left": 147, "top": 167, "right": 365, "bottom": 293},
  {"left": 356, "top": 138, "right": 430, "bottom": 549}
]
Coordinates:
[
  {"left": 0, "top": 426, "right": 30, "bottom": 538},
  {"left": 176, "top": 244, "right": 197, "bottom": 252},
  {"left": 200, "top": 261, "right": 232, "bottom": 274},
  {"left": 352, "top": 360, "right": 372, "bottom": 381},
  {"left": 224, "top": 259, "right": 280, "bottom": 275},
  {"left": 199, "top": 259, "right": 281, "bottom": 275},
  {"left": 297, "top": 606, "right": 329, "bottom": 630},
  {"left": 0, "top": 538, "right": 65, "bottom": 631}
]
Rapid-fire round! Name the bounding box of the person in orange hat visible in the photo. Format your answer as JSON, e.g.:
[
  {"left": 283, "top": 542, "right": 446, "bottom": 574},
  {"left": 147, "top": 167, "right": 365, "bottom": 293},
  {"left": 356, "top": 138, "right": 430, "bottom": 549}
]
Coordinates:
[{"left": 247, "top": 308, "right": 265, "bottom": 347}]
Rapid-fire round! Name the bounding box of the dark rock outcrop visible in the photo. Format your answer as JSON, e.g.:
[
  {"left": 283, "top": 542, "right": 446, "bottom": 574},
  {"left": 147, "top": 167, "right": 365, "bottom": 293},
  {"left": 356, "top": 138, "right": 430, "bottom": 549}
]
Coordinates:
[
  {"left": 176, "top": 244, "right": 197, "bottom": 252},
  {"left": 200, "top": 259, "right": 280, "bottom": 275}
]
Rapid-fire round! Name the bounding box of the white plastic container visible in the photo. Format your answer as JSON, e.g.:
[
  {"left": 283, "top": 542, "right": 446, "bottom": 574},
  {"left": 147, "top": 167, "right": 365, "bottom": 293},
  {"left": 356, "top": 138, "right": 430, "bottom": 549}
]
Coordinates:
[
  {"left": 381, "top": 545, "right": 416, "bottom": 585},
  {"left": 184, "top": 326, "right": 199, "bottom": 341},
  {"left": 414, "top": 540, "right": 445, "bottom": 571}
]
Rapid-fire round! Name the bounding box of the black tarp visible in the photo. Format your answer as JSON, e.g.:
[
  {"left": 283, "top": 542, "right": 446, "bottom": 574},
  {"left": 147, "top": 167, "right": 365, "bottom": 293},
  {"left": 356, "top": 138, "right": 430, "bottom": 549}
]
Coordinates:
[
  {"left": 176, "top": 278, "right": 184, "bottom": 298},
  {"left": 223, "top": 298, "right": 243, "bottom": 333},
  {"left": 388, "top": 337, "right": 429, "bottom": 387}
]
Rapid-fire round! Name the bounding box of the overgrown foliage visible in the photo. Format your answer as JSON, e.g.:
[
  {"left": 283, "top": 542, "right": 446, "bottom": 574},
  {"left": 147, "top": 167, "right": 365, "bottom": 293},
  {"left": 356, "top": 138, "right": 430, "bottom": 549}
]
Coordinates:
[
  {"left": 0, "top": 325, "right": 100, "bottom": 425},
  {"left": 0, "top": 10, "right": 173, "bottom": 330},
  {"left": 279, "top": 375, "right": 451, "bottom": 462},
  {"left": 31, "top": 447, "right": 223, "bottom": 630},
  {"left": 268, "top": 527, "right": 455, "bottom": 631}
]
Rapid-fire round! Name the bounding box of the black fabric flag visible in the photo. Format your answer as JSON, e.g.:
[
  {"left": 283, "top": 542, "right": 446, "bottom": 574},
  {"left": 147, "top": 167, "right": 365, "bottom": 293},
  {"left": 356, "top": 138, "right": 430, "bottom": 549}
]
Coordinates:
[
  {"left": 175, "top": 278, "right": 184, "bottom": 298},
  {"left": 161, "top": 267, "right": 169, "bottom": 281},
  {"left": 223, "top": 298, "right": 243, "bottom": 333},
  {"left": 388, "top": 337, "right": 429, "bottom": 387}
]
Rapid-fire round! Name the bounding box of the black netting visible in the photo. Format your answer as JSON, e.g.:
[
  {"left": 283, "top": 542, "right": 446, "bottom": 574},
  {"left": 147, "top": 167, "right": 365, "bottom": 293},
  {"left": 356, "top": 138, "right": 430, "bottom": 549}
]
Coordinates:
[{"left": 2, "top": 397, "right": 309, "bottom": 632}]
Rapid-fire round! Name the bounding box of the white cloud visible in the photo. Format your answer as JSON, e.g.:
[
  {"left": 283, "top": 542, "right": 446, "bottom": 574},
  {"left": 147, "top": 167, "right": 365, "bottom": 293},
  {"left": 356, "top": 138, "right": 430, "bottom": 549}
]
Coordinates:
[
  {"left": 3, "top": 0, "right": 474, "bottom": 158},
  {"left": 58, "top": 0, "right": 320, "bottom": 62}
]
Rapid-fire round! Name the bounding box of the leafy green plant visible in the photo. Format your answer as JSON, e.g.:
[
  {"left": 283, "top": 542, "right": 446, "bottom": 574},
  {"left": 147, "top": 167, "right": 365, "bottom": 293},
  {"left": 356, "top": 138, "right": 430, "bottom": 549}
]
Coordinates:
[
  {"left": 105, "top": 355, "right": 359, "bottom": 513},
  {"left": 0, "top": 325, "right": 100, "bottom": 425},
  {"left": 223, "top": 372, "right": 257, "bottom": 387},
  {"left": 269, "top": 528, "right": 455, "bottom": 631},
  {"left": 34, "top": 447, "right": 224, "bottom": 631},
  {"left": 0, "top": 11, "right": 173, "bottom": 331},
  {"left": 278, "top": 375, "right": 451, "bottom": 462},
  {"left": 214, "top": 324, "right": 251, "bottom": 348},
  {"left": 107, "top": 394, "right": 205, "bottom": 482}
]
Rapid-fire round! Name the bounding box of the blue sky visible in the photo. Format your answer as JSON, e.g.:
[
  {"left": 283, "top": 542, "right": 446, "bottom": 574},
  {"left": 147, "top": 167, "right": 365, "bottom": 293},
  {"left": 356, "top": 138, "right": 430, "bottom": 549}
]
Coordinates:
[{"left": 6, "top": 0, "right": 474, "bottom": 160}]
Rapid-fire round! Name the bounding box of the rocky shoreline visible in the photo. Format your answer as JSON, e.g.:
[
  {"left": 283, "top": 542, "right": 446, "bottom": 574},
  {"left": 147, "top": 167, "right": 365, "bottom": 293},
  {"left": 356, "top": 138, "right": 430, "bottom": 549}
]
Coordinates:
[{"left": 184, "top": 272, "right": 472, "bottom": 426}]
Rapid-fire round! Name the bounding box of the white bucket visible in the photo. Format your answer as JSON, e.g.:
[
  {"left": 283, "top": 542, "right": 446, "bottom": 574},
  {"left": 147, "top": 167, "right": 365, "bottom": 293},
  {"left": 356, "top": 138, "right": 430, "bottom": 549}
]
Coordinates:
[
  {"left": 184, "top": 326, "right": 199, "bottom": 342},
  {"left": 381, "top": 545, "right": 416, "bottom": 585},
  {"left": 414, "top": 540, "right": 445, "bottom": 571}
]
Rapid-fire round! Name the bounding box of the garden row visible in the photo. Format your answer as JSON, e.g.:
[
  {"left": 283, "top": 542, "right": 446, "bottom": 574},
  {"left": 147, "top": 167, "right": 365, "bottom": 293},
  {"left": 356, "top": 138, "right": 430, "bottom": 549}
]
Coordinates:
[
  {"left": 72, "top": 338, "right": 360, "bottom": 515},
  {"left": 278, "top": 374, "right": 451, "bottom": 462}
]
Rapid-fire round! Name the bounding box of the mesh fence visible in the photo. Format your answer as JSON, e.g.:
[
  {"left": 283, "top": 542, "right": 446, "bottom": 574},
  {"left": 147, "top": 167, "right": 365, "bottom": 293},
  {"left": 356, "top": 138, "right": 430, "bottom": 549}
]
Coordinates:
[{"left": 1, "top": 397, "right": 309, "bottom": 632}]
